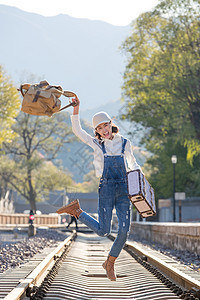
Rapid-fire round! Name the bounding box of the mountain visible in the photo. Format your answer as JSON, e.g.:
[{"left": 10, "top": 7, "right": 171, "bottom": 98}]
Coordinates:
[
  {"left": 0, "top": 4, "right": 131, "bottom": 110},
  {"left": 0, "top": 5, "right": 148, "bottom": 182}
]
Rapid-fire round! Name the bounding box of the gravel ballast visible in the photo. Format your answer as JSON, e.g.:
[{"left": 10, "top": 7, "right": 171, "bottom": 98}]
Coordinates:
[
  {"left": 0, "top": 228, "right": 68, "bottom": 273},
  {"left": 128, "top": 233, "right": 200, "bottom": 273}
]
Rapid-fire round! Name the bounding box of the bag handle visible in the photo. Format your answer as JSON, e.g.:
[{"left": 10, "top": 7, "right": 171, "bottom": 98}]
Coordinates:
[
  {"left": 18, "top": 84, "right": 31, "bottom": 97},
  {"left": 59, "top": 91, "right": 78, "bottom": 111}
]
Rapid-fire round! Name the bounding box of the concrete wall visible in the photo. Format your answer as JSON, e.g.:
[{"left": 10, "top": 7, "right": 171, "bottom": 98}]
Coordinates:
[{"left": 130, "top": 222, "right": 200, "bottom": 255}]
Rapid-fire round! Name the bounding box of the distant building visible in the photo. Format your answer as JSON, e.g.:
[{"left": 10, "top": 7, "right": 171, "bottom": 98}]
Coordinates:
[
  {"left": 159, "top": 197, "right": 200, "bottom": 222},
  {"left": 12, "top": 190, "right": 98, "bottom": 215}
]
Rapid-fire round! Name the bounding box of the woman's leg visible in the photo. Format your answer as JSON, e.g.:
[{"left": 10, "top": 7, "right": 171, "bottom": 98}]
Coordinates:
[
  {"left": 109, "top": 183, "right": 131, "bottom": 257},
  {"left": 101, "top": 190, "right": 130, "bottom": 281},
  {"left": 79, "top": 181, "right": 114, "bottom": 236},
  {"left": 78, "top": 207, "right": 112, "bottom": 236}
]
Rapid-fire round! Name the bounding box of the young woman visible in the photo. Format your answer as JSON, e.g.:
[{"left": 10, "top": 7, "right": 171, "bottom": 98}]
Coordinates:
[{"left": 56, "top": 96, "right": 142, "bottom": 281}]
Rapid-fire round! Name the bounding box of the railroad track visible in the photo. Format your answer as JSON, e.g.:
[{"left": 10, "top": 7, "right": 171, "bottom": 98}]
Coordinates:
[
  {"left": 0, "top": 231, "right": 76, "bottom": 300},
  {"left": 0, "top": 229, "right": 200, "bottom": 300}
]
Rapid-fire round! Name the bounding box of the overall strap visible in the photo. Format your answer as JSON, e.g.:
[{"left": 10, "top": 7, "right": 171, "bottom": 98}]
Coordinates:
[
  {"left": 93, "top": 139, "right": 104, "bottom": 151},
  {"left": 121, "top": 137, "right": 127, "bottom": 154},
  {"left": 101, "top": 141, "right": 107, "bottom": 154},
  {"left": 93, "top": 139, "right": 107, "bottom": 154}
]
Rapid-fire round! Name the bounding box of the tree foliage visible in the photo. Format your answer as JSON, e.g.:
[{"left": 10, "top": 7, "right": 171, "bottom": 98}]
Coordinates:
[
  {"left": 0, "top": 112, "right": 74, "bottom": 212},
  {"left": 121, "top": 0, "right": 200, "bottom": 197},
  {"left": 74, "top": 170, "right": 99, "bottom": 193},
  {"left": 0, "top": 155, "right": 73, "bottom": 203},
  {"left": 121, "top": 0, "right": 200, "bottom": 161},
  {"left": 143, "top": 141, "right": 200, "bottom": 199},
  {"left": 0, "top": 66, "right": 20, "bottom": 145}
]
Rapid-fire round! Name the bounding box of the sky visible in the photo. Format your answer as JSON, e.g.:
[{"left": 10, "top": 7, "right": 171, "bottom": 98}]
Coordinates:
[{"left": 0, "top": 0, "right": 159, "bottom": 26}]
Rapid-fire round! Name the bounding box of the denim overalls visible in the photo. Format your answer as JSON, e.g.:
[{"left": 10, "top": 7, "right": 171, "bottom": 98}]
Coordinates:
[{"left": 79, "top": 137, "right": 131, "bottom": 257}]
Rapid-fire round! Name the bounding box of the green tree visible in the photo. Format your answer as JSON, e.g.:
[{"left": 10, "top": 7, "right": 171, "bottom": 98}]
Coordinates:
[
  {"left": 36, "top": 162, "right": 73, "bottom": 193},
  {"left": 1, "top": 112, "right": 74, "bottom": 212},
  {"left": 121, "top": 0, "right": 200, "bottom": 197},
  {"left": 121, "top": 0, "right": 200, "bottom": 162},
  {"left": 0, "top": 66, "right": 20, "bottom": 146},
  {"left": 144, "top": 141, "right": 200, "bottom": 199},
  {"left": 74, "top": 170, "right": 99, "bottom": 193},
  {"left": 0, "top": 155, "right": 73, "bottom": 206}
]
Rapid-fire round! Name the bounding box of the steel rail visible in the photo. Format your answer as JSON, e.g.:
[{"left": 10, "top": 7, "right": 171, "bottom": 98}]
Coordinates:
[
  {"left": 3, "top": 231, "right": 77, "bottom": 300},
  {"left": 2, "top": 230, "right": 199, "bottom": 299},
  {"left": 107, "top": 234, "right": 200, "bottom": 299},
  {"left": 37, "top": 232, "right": 181, "bottom": 300},
  {"left": 125, "top": 240, "right": 200, "bottom": 291}
]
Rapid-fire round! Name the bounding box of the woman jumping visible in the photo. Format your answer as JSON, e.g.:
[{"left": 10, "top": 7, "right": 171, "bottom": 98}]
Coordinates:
[{"left": 56, "top": 96, "right": 142, "bottom": 281}]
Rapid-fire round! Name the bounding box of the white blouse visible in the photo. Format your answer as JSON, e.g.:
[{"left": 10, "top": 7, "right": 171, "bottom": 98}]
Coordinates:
[{"left": 71, "top": 114, "right": 141, "bottom": 177}]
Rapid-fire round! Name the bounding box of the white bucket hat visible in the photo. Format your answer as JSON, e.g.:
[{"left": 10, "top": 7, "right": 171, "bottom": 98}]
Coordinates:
[{"left": 92, "top": 111, "right": 111, "bottom": 129}]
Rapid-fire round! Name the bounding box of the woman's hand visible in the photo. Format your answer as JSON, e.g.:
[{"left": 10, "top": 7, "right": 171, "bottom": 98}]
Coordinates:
[
  {"left": 72, "top": 95, "right": 80, "bottom": 115},
  {"left": 72, "top": 96, "right": 80, "bottom": 107}
]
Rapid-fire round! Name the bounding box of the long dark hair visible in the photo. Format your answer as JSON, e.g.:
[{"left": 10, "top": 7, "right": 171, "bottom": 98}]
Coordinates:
[{"left": 95, "top": 122, "right": 119, "bottom": 142}]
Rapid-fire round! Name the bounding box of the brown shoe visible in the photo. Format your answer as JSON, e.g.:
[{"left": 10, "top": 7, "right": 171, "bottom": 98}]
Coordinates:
[
  {"left": 56, "top": 199, "right": 83, "bottom": 218},
  {"left": 102, "top": 255, "right": 117, "bottom": 281}
]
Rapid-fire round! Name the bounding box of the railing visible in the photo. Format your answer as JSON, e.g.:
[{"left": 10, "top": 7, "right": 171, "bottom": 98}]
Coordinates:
[{"left": 0, "top": 213, "right": 59, "bottom": 226}]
